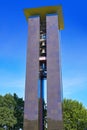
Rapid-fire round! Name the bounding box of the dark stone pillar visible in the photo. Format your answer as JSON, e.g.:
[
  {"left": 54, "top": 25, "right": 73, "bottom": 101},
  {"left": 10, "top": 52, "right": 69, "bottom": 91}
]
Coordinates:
[
  {"left": 46, "top": 14, "right": 63, "bottom": 130},
  {"left": 24, "top": 16, "right": 40, "bottom": 130}
]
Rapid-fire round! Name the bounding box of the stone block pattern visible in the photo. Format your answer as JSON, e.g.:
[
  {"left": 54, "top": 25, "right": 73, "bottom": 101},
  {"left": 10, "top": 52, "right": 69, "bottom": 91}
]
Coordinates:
[
  {"left": 46, "top": 14, "right": 63, "bottom": 130},
  {"left": 24, "top": 16, "right": 40, "bottom": 130}
]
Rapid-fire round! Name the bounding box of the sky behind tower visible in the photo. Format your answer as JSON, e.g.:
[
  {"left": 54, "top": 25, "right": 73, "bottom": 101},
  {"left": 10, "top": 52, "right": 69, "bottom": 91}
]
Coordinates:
[{"left": 0, "top": 0, "right": 87, "bottom": 107}]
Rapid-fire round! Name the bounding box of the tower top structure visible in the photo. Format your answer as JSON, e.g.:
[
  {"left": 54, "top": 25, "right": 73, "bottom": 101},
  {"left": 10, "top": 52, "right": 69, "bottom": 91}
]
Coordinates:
[{"left": 24, "top": 5, "right": 64, "bottom": 30}]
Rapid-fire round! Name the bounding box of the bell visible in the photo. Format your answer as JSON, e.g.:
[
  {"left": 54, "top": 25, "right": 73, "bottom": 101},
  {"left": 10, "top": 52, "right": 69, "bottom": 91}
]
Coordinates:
[
  {"left": 41, "top": 42, "right": 45, "bottom": 46},
  {"left": 41, "top": 48, "right": 45, "bottom": 54}
]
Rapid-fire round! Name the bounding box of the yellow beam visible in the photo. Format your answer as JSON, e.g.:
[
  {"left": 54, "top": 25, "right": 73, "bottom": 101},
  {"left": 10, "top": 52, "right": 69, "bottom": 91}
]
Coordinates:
[{"left": 24, "top": 6, "right": 64, "bottom": 30}]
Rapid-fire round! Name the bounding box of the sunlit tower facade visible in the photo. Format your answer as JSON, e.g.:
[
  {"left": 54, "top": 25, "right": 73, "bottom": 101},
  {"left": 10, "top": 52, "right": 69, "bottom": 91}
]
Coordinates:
[{"left": 23, "top": 6, "right": 64, "bottom": 130}]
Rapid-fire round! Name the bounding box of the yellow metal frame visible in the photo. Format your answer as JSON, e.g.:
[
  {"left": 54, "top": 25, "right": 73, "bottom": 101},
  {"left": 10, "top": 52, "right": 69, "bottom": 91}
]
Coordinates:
[{"left": 24, "top": 6, "right": 64, "bottom": 30}]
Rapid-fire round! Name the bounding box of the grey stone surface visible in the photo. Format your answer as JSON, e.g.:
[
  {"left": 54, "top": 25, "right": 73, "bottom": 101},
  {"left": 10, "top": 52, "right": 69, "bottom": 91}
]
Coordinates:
[
  {"left": 24, "top": 16, "right": 40, "bottom": 130},
  {"left": 46, "top": 14, "right": 63, "bottom": 130}
]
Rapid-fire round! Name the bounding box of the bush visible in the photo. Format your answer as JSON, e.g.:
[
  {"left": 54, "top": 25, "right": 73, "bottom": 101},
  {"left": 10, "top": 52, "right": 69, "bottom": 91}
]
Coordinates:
[{"left": 0, "top": 128, "right": 4, "bottom": 130}]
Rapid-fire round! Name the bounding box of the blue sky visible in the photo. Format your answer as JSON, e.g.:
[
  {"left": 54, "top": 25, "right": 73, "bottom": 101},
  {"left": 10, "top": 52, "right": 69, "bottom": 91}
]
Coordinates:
[{"left": 0, "top": 0, "right": 87, "bottom": 107}]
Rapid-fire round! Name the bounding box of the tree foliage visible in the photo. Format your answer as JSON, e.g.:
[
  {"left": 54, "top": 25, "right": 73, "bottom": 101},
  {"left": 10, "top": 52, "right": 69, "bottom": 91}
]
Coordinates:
[
  {"left": 0, "top": 107, "right": 16, "bottom": 129},
  {"left": 0, "top": 93, "right": 87, "bottom": 130},
  {"left": 63, "top": 99, "right": 87, "bottom": 130},
  {"left": 0, "top": 93, "right": 24, "bottom": 130},
  {"left": 0, "top": 94, "right": 17, "bottom": 129},
  {"left": 13, "top": 93, "right": 24, "bottom": 130}
]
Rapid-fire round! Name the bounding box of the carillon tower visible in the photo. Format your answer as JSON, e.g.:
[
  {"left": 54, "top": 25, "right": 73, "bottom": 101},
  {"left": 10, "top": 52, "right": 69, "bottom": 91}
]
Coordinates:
[{"left": 23, "top": 6, "right": 64, "bottom": 130}]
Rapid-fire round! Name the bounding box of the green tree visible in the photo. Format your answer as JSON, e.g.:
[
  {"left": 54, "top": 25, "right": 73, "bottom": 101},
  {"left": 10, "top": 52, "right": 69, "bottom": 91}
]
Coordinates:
[
  {"left": 63, "top": 99, "right": 87, "bottom": 130},
  {"left": 0, "top": 94, "right": 17, "bottom": 129},
  {"left": 13, "top": 93, "right": 24, "bottom": 130},
  {"left": 0, "top": 107, "right": 16, "bottom": 129},
  {"left": 3, "top": 94, "right": 16, "bottom": 109}
]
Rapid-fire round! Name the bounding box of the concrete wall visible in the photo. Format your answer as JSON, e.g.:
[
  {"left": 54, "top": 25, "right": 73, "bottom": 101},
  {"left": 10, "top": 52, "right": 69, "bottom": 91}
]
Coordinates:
[
  {"left": 24, "top": 16, "right": 40, "bottom": 130},
  {"left": 46, "top": 14, "right": 63, "bottom": 130}
]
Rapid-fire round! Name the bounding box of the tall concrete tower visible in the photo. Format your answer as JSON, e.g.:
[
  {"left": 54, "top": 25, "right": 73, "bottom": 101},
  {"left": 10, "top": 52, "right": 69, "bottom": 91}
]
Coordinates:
[{"left": 23, "top": 6, "right": 64, "bottom": 130}]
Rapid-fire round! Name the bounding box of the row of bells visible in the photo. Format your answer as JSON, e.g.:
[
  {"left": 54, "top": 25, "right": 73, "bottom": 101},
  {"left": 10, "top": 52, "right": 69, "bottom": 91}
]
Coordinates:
[
  {"left": 39, "top": 33, "right": 47, "bottom": 78},
  {"left": 40, "top": 41, "right": 46, "bottom": 56}
]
